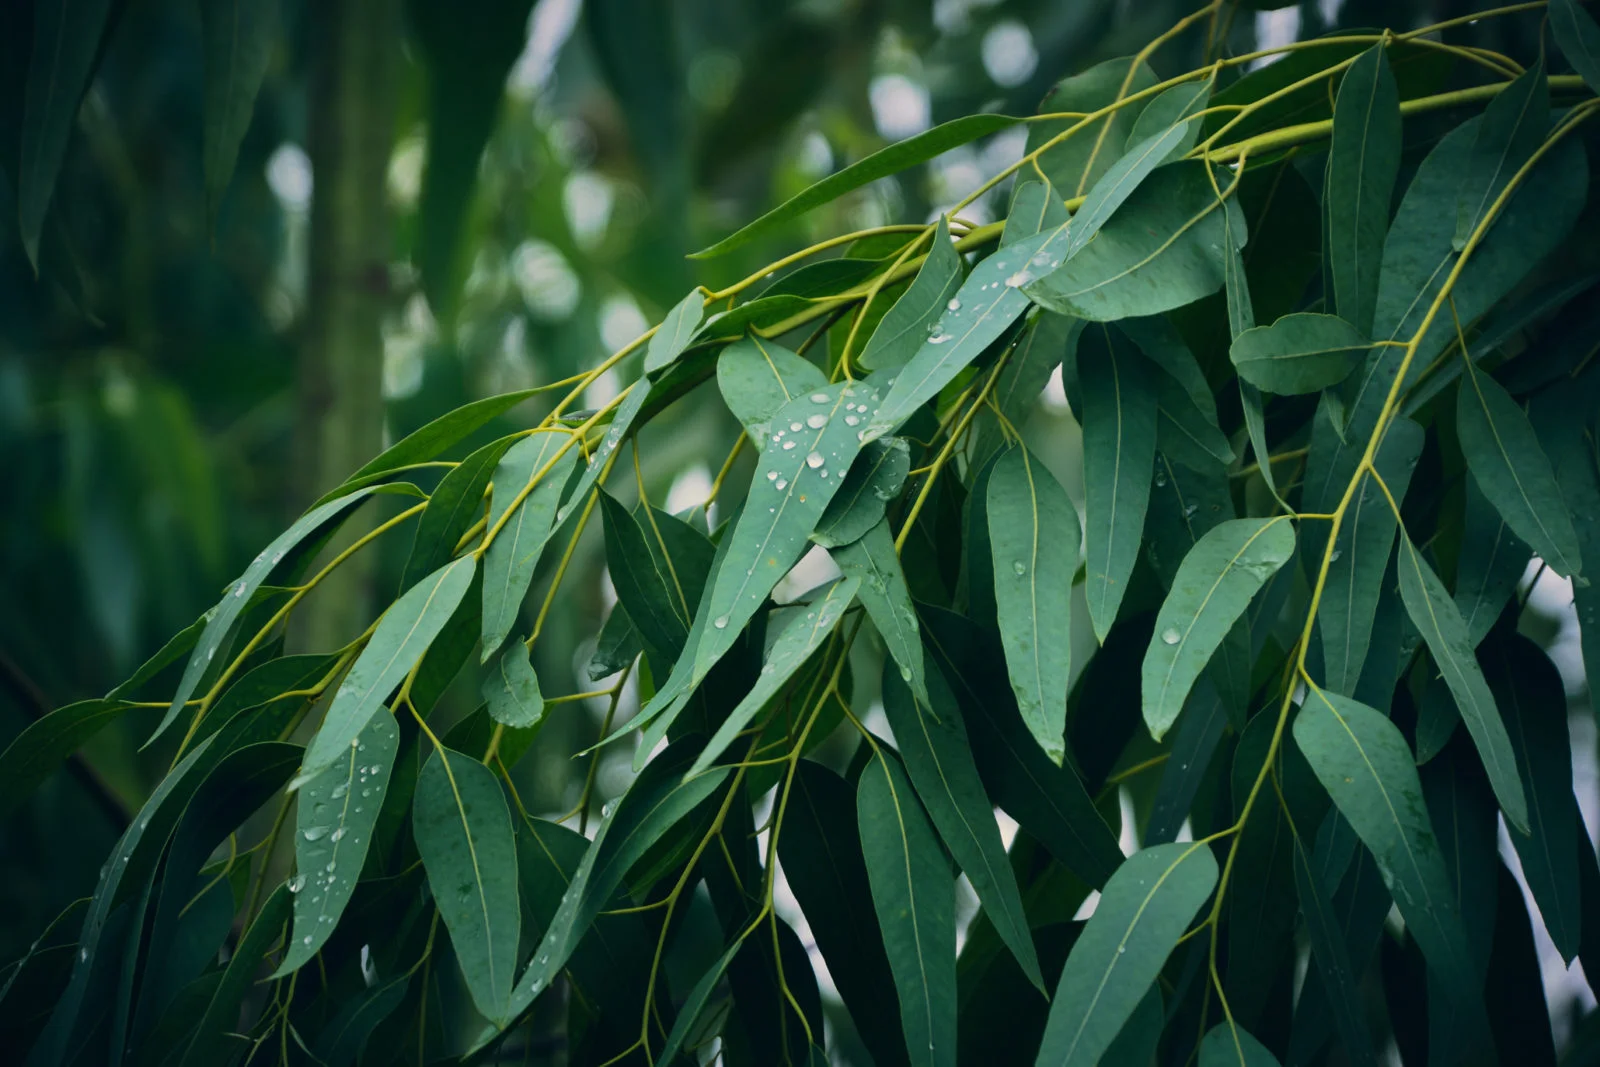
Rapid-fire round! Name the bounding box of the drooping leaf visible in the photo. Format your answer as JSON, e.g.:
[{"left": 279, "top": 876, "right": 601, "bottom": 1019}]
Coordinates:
[
  {"left": 1079, "top": 323, "right": 1158, "bottom": 642},
  {"left": 1454, "top": 57, "right": 1549, "bottom": 250},
  {"left": 988, "top": 445, "right": 1078, "bottom": 762},
  {"left": 1035, "top": 842, "right": 1219, "bottom": 1067},
  {"left": 1199, "top": 1023, "right": 1282, "bottom": 1067},
  {"left": 1395, "top": 534, "right": 1529, "bottom": 832},
  {"left": 482, "top": 643, "right": 545, "bottom": 729},
  {"left": 716, "top": 336, "right": 829, "bottom": 448},
  {"left": 587, "top": 603, "right": 642, "bottom": 680},
  {"left": 1553, "top": 0, "right": 1600, "bottom": 92},
  {"left": 866, "top": 225, "right": 1070, "bottom": 443},
  {"left": 173, "top": 885, "right": 291, "bottom": 1067},
  {"left": 300, "top": 556, "right": 476, "bottom": 780},
  {"left": 970, "top": 310, "right": 1080, "bottom": 469},
  {"left": 858, "top": 751, "right": 956, "bottom": 1067},
  {"left": 1293, "top": 687, "right": 1480, "bottom": 1014},
  {"left": 859, "top": 216, "right": 964, "bottom": 372},
  {"left": 1292, "top": 834, "right": 1379, "bottom": 1067},
  {"left": 1063, "top": 126, "right": 1194, "bottom": 261},
  {"left": 598, "top": 492, "right": 695, "bottom": 662},
  {"left": 400, "top": 434, "right": 513, "bottom": 590},
  {"left": 1003, "top": 181, "right": 1070, "bottom": 245},
  {"left": 1230, "top": 313, "right": 1369, "bottom": 395},
  {"left": 412, "top": 745, "right": 521, "bottom": 1024},
  {"left": 312, "top": 976, "right": 409, "bottom": 1067},
  {"left": 694, "top": 115, "right": 1019, "bottom": 257},
  {"left": 1142, "top": 518, "right": 1295, "bottom": 740},
  {"left": 1453, "top": 474, "right": 1532, "bottom": 649},
  {"left": 812, "top": 437, "right": 910, "bottom": 548},
  {"left": 482, "top": 430, "right": 582, "bottom": 660},
  {"left": 644, "top": 290, "right": 705, "bottom": 376},
  {"left": 1125, "top": 74, "right": 1212, "bottom": 159},
  {"left": 1026, "top": 56, "right": 1160, "bottom": 197},
  {"left": 277, "top": 711, "right": 399, "bottom": 975},
  {"left": 1456, "top": 364, "right": 1583, "bottom": 578},
  {"left": 1326, "top": 44, "right": 1400, "bottom": 335},
  {"left": 1144, "top": 680, "right": 1228, "bottom": 845},
  {"left": 882, "top": 664, "right": 1043, "bottom": 991},
  {"left": 0, "top": 700, "right": 133, "bottom": 821},
  {"left": 688, "top": 576, "right": 858, "bottom": 776},
  {"left": 198, "top": 0, "right": 277, "bottom": 222},
  {"left": 1025, "top": 161, "right": 1248, "bottom": 322},
  {"left": 834, "top": 519, "right": 929, "bottom": 710},
  {"left": 654, "top": 940, "right": 740, "bottom": 1064}
]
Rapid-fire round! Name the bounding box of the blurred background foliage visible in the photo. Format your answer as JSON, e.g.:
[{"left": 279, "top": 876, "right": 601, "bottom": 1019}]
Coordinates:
[{"left": 1, "top": 0, "right": 1589, "bottom": 1048}]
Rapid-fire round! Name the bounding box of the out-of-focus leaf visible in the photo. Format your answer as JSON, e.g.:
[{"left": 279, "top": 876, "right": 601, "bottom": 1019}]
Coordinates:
[
  {"left": 1035, "top": 842, "right": 1218, "bottom": 1066},
  {"left": 1143, "top": 518, "right": 1295, "bottom": 740},
  {"left": 1486, "top": 861, "right": 1558, "bottom": 1066},
  {"left": 1455, "top": 58, "right": 1548, "bottom": 249},
  {"left": 277, "top": 711, "right": 398, "bottom": 975},
  {"left": 1230, "top": 313, "right": 1369, "bottom": 394},
  {"left": 1026, "top": 56, "right": 1160, "bottom": 197},
  {"left": 482, "top": 430, "right": 580, "bottom": 660},
  {"left": 198, "top": 0, "right": 277, "bottom": 222},
  {"left": 300, "top": 556, "right": 476, "bottom": 779},
  {"left": 1025, "top": 162, "right": 1247, "bottom": 322},
  {"left": 1395, "top": 534, "right": 1528, "bottom": 832},
  {"left": 858, "top": 751, "right": 955, "bottom": 1067},
  {"left": 1553, "top": 0, "right": 1600, "bottom": 91},
  {"left": 693, "top": 116, "right": 1019, "bottom": 257},
  {"left": 716, "top": 336, "right": 828, "bottom": 448},
  {"left": 812, "top": 437, "right": 909, "bottom": 548},
  {"left": 1199, "top": 1023, "right": 1282, "bottom": 1066},
  {"left": 859, "top": 217, "right": 964, "bottom": 372},
  {"left": 400, "top": 434, "right": 512, "bottom": 590},
  {"left": 1003, "top": 181, "right": 1070, "bottom": 246},
  {"left": 0, "top": 700, "right": 132, "bottom": 820},
  {"left": 988, "top": 445, "right": 1078, "bottom": 762},
  {"left": 173, "top": 885, "right": 290, "bottom": 1067},
  {"left": 1457, "top": 365, "right": 1583, "bottom": 578},
  {"left": 1454, "top": 475, "right": 1531, "bottom": 648},
  {"left": 1079, "top": 323, "right": 1157, "bottom": 643},
  {"left": 412, "top": 745, "right": 520, "bottom": 1024},
  {"left": 482, "top": 643, "right": 545, "bottom": 729},
  {"left": 866, "top": 225, "right": 1069, "bottom": 443},
  {"left": 1326, "top": 44, "right": 1400, "bottom": 335},
  {"left": 312, "top": 975, "right": 409, "bottom": 1067},
  {"left": 587, "top": 604, "right": 642, "bottom": 680}
]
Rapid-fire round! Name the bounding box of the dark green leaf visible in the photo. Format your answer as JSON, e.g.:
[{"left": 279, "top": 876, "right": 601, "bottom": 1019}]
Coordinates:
[
  {"left": 988, "top": 445, "right": 1078, "bottom": 762},
  {"left": 399, "top": 434, "right": 512, "bottom": 590},
  {"left": 834, "top": 519, "right": 929, "bottom": 709},
  {"left": 858, "top": 751, "right": 955, "bottom": 1067},
  {"left": 1143, "top": 518, "right": 1295, "bottom": 740},
  {"left": 859, "top": 217, "right": 964, "bottom": 372},
  {"left": 587, "top": 604, "right": 642, "bottom": 680},
  {"left": 482, "top": 643, "right": 545, "bottom": 729},
  {"left": 198, "top": 0, "right": 277, "bottom": 222},
  {"left": 482, "top": 430, "right": 581, "bottom": 659},
  {"left": 644, "top": 290, "right": 705, "bottom": 376},
  {"left": 1453, "top": 475, "right": 1531, "bottom": 649},
  {"left": 412, "top": 745, "right": 521, "bottom": 1024},
  {"left": 599, "top": 491, "right": 695, "bottom": 662},
  {"left": 1145, "top": 681, "right": 1227, "bottom": 845},
  {"left": 655, "top": 941, "right": 740, "bottom": 1064},
  {"left": 716, "top": 336, "right": 828, "bottom": 448},
  {"left": 1199, "top": 1023, "right": 1282, "bottom": 1066},
  {"left": 1553, "top": 0, "right": 1600, "bottom": 92},
  {"left": 812, "top": 437, "right": 910, "bottom": 548},
  {"left": 0, "top": 700, "right": 133, "bottom": 821},
  {"left": 1326, "top": 45, "right": 1400, "bottom": 335},
  {"left": 173, "top": 885, "right": 290, "bottom": 1067},
  {"left": 1292, "top": 834, "right": 1377, "bottom": 1067},
  {"left": 1036, "top": 841, "right": 1218, "bottom": 1066},
  {"left": 693, "top": 115, "right": 1020, "bottom": 257},
  {"left": 1455, "top": 59, "right": 1549, "bottom": 249},
  {"left": 312, "top": 975, "right": 409, "bottom": 1067},
  {"left": 1230, "top": 313, "right": 1369, "bottom": 394},
  {"left": 1026, "top": 57, "right": 1160, "bottom": 197}
]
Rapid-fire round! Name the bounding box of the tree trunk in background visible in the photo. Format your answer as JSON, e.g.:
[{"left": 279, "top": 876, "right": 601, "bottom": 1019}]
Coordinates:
[{"left": 294, "top": 0, "right": 398, "bottom": 650}]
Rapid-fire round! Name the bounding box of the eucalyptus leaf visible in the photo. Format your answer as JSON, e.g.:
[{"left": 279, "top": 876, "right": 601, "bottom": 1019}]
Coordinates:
[
  {"left": 859, "top": 218, "right": 964, "bottom": 372},
  {"left": 833, "top": 519, "right": 929, "bottom": 709},
  {"left": 482, "top": 643, "right": 546, "bottom": 729},
  {"left": 482, "top": 430, "right": 581, "bottom": 660},
  {"left": 1326, "top": 44, "right": 1400, "bottom": 335},
  {"left": 1454, "top": 58, "right": 1548, "bottom": 250},
  {"left": 644, "top": 290, "right": 705, "bottom": 376},
  {"left": 716, "top": 336, "right": 829, "bottom": 448},
  {"left": 1230, "top": 313, "right": 1369, "bottom": 395},
  {"left": 199, "top": 0, "right": 277, "bottom": 222},
  {"left": 1553, "top": 0, "right": 1600, "bottom": 92},
  {"left": 812, "top": 437, "right": 910, "bottom": 548}
]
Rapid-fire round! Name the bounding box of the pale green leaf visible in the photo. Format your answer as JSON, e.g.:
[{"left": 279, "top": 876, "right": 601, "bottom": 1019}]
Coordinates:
[
  {"left": 1397, "top": 534, "right": 1529, "bottom": 832},
  {"left": 1553, "top": 0, "right": 1600, "bottom": 92},
  {"left": 1457, "top": 365, "right": 1583, "bottom": 578},
  {"left": 859, "top": 217, "right": 964, "bottom": 372},
  {"left": 482, "top": 430, "right": 581, "bottom": 660},
  {"left": 716, "top": 336, "right": 828, "bottom": 447},
  {"left": 1035, "top": 842, "right": 1218, "bottom": 1067},
  {"left": 1326, "top": 45, "right": 1400, "bottom": 335},
  {"left": 833, "top": 519, "right": 929, "bottom": 709},
  {"left": 483, "top": 644, "right": 545, "bottom": 729},
  {"left": 988, "top": 445, "right": 1079, "bottom": 762},
  {"left": 1142, "top": 518, "right": 1295, "bottom": 740},
  {"left": 1125, "top": 75, "right": 1213, "bottom": 159},
  {"left": 643, "top": 290, "right": 705, "bottom": 376},
  {"left": 1230, "top": 313, "right": 1369, "bottom": 395},
  {"left": 199, "top": 0, "right": 277, "bottom": 222},
  {"left": 813, "top": 437, "right": 910, "bottom": 548},
  {"left": 1064, "top": 126, "right": 1193, "bottom": 261},
  {"left": 1454, "top": 58, "right": 1548, "bottom": 249},
  {"left": 301, "top": 556, "right": 476, "bottom": 779},
  {"left": 1026, "top": 57, "right": 1160, "bottom": 197},
  {"left": 858, "top": 752, "right": 956, "bottom": 1067},
  {"left": 413, "top": 746, "right": 521, "bottom": 1025},
  {"left": 1079, "top": 323, "right": 1158, "bottom": 643},
  {"left": 1003, "top": 182, "right": 1070, "bottom": 246}
]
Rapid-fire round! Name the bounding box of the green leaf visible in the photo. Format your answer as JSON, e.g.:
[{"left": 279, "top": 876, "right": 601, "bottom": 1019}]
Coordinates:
[
  {"left": 687, "top": 576, "right": 858, "bottom": 777},
  {"left": 312, "top": 975, "right": 409, "bottom": 1067},
  {"left": 971, "top": 310, "right": 1080, "bottom": 469},
  {"left": 17, "top": 0, "right": 115, "bottom": 266},
  {"left": 0, "top": 700, "right": 132, "bottom": 821},
  {"left": 1457, "top": 365, "right": 1583, "bottom": 578},
  {"left": 277, "top": 711, "right": 399, "bottom": 976},
  {"left": 482, "top": 430, "right": 581, "bottom": 660},
  {"left": 598, "top": 492, "right": 694, "bottom": 662},
  {"left": 482, "top": 643, "right": 546, "bottom": 729},
  {"left": 834, "top": 519, "right": 929, "bottom": 710},
  {"left": 1026, "top": 57, "right": 1160, "bottom": 197},
  {"left": 400, "top": 434, "right": 513, "bottom": 590},
  {"left": 692, "top": 115, "right": 1020, "bottom": 257},
  {"left": 1035, "top": 842, "right": 1218, "bottom": 1066},
  {"left": 587, "top": 603, "right": 642, "bottom": 680},
  {"left": 1455, "top": 58, "right": 1549, "bottom": 250},
  {"left": 1065, "top": 126, "right": 1193, "bottom": 262},
  {"left": 1145, "top": 681, "right": 1228, "bottom": 844},
  {"left": 1125, "top": 75, "right": 1212, "bottom": 159},
  {"left": 1395, "top": 535, "right": 1529, "bottom": 832},
  {"left": 812, "top": 437, "right": 910, "bottom": 548},
  {"left": 173, "top": 885, "right": 290, "bottom": 1067},
  {"left": 781, "top": 762, "right": 909, "bottom": 1067},
  {"left": 1326, "top": 45, "right": 1400, "bottom": 335},
  {"left": 1199, "top": 1023, "right": 1282, "bottom": 1067},
  {"left": 1143, "top": 518, "right": 1295, "bottom": 740},
  {"left": 301, "top": 556, "right": 476, "bottom": 780},
  {"left": 882, "top": 664, "right": 1044, "bottom": 991},
  {"left": 1453, "top": 475, "right": 1531, "bottom": 649},
  {"left": 866, "top": 225, "right": 1070, "bottom": 443},
  {"left": 1292, "top": 835, "right": 1377, "bottom": 1067},
  {"left": 1156, "top": 372, "right": 1235, "bottom": 470},
  {"left": 1318, "top": 419, "right": 1423, "bottom": 695},
  {"left": 716, "top": 336, "right": 829, "bottom": 448},
  {"left": 1293, "top": 687, "right": 1480, "bottom": 1013},
  {"left": 1099, "top": 986, "right": 1164, "bottom": 1067},
  {"left": 1025, "top": 161, "right": 1247, "bottom": 322},
  {"left": 988, "top": 445, "right": 1079, "bottom": 762},
  {"left": 643, "top": 290, "right": 705, "bottom": 376},
  {"left": 859, "top": 217, "right": 964, "bottom": 372},
  {"left": 1485, "top": 633, "right": 1582, "bottom": 963},
  {"left": 1079, "top": 323, "right": 1158, "bottom": 643},
  {"left": 1230, "top": 313, "right": 1369, "bottom": 395},
  {"left": 198, "top": 0, "right": 277, "bottom": 222},
  {"left": 412, "top": 745, "right": 521, "bottom": 1024},
  {"left": 1003, "top": 182, "right": 1071, "bottom": 246},
  {"left": 654, "top": 940, "right": 740, "bottom": 1064},
  {"left": 1553, "top": 0, "right": 1600, "bottom": 91},
  {"left": 858, "top": 751, "right": 956, "bottom": 1067}
]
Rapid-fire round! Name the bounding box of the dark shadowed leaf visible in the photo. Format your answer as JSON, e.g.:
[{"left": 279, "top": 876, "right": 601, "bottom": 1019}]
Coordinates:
[
  {"left": 1454, "top": 474, "right": 1532, "bottom": 649},
  {"left": 834, "top": 519, "right": 929, "bottom": 709},
  {"left": 1454, "top": 58, "right": 1548, "bottom": 249},
  {"left": 1326, "top": 44, "right": 1400, "bottom": 335},
  {"left": 199, "top": 0, "right": 277, "bottom": 222},
  {"left": 813, "top": 437, "right": 910, "bottom": 548},
  {"left": 1553, "top": 0, "right": 1600, "bottom": 91}
]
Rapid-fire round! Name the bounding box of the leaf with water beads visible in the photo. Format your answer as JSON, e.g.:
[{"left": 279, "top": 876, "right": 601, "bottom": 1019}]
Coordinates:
[{"left": 277, "top": 712, "right": 399, "bottom": 976}]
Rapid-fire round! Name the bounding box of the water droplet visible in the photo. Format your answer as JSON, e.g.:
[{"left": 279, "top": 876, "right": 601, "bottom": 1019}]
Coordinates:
[
  {"left": 303, "top": 826, "right": 329, "bottom": 841},
  {"left": 1154, "top": 470, "right": 1168, "bottom": 487},
  {"left": 783, "top": 440, "right": 797, "bottom": 450},
  {"left": 303, "top": 935, "right": 314, "bottom": 946},
  {"left": 325, "top": 860, "right": 337, "bottom": 872},
  {"left": 233, "top": 582, "right": 246, "bottom": 598},
  {"left": 1117, "top": 945, "right": 1126, "bottom": 955},
  {"left": 946, "top": 297, "right": 961, "bottom": 311},
  {"left": 1012, "top": 561, "right": 1027, "bottom": 575},
  {"left": 929, "top": 332, "right": 950, "bottom": 345},
  {"left": 806, "top": 451, "right": 825, "bottom": 469},
  {"left": 330, "top": 782, "right": 349, "bottom": 799},
  {"left": 1182, "top": 503, "right": 1197, "bottom": 518},
  {"left": 331, "top": 828, "right": 346, "bottom": 843},
  {"left": 767, "top": 471, "right": 778, "bottom": 481},
  {"left": 1161, "top": 628, "right": 1182, "bottom": 645},
  {"left": 810, "top": 392, "right": 830, "bottom": 403},
  {"left": 900, "top": 665, "right": 913, "bottom": 682},
  {"left": 1005, "top": 269, "right": 1033, "bottom": 288},
  {"left": 79, "top": 947, "right": 89, "bottom": 962},
  {"left": 289, "top": 874, "right": 306, "bottom": 893},
  {"left": 1329, "top": 549, "right": 1343, "bottom": 563},
  {"left": 806, "top": 413, "right": 828, "bottom": 430},
  {"left": 774, "top": 478, "right": 788, "bottom": 490},
  {"left": 714, "top": 615, "right": 729, "bottom": 630},
  {"left": 845, "top": 415, "right": 859, "bottom": 426}
]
